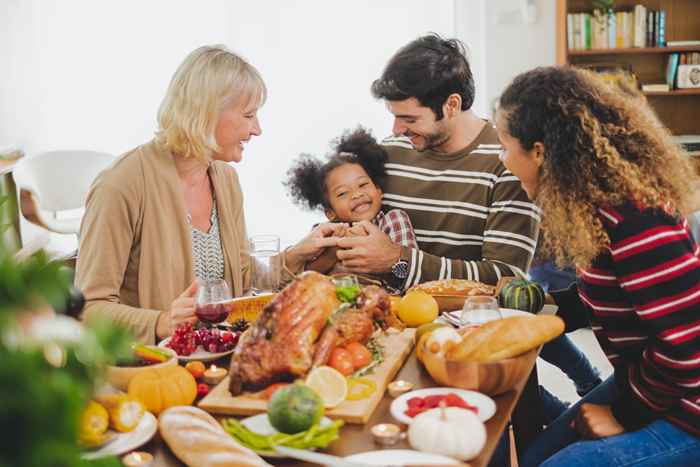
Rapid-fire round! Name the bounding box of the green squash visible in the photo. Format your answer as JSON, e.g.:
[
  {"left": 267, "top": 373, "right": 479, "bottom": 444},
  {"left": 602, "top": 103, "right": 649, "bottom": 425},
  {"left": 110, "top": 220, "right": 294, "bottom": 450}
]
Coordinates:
[{"left": 498, "top": 279, "right": 545, "bottom": 314}]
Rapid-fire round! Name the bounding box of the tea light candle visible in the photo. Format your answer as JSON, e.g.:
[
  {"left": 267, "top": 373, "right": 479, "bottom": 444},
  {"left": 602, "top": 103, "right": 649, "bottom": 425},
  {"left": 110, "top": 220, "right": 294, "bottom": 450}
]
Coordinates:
[
  {"left": 387, "top": 380, "right": 414, "bottom": 398},
  {"left": 122, "top": 451, "right": 153, "bottom": 467},
  {"left": 203, "top": 365, "right": 228, "bottom": 385},
  {"left": 371, "top": 423, "right": 402, "bottom": 446}
]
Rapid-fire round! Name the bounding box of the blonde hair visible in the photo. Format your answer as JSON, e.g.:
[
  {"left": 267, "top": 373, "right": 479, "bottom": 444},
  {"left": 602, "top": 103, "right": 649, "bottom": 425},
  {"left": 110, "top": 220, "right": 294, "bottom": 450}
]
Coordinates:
[
  {"left": 156, "top": 45, "right": 267, "bottom": 161},
  {"left": 499, "top": 66, "right": 698, "bottom": 268}
]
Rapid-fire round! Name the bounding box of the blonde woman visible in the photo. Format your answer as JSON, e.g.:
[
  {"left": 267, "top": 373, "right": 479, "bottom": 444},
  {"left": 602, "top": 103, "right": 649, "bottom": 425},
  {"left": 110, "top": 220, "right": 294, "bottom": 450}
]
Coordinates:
[
  {"left": 495, "top": 66, "right": 700, "bottom": 466},
  {"left": 76, "top": 45, "right": 338, "bottom": 343}
]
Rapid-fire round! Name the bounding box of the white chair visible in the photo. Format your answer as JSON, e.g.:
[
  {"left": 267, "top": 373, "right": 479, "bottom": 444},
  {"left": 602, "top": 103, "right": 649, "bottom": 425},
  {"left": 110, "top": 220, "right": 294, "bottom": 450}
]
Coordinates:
[{"left": 13, "top": 150, "right": 115, "bottom": 235}]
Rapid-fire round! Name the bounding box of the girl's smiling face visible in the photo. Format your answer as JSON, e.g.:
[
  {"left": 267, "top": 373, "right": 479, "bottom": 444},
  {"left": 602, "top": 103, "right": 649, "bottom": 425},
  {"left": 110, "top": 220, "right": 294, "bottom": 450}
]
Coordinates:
[{"left": 324, "top": 163, "right": 383, "bottom": 223}]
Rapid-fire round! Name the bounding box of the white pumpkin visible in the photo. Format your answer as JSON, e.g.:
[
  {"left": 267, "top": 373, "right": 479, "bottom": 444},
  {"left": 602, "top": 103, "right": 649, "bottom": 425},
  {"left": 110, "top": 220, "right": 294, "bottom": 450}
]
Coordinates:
[
  {"left": 425, "top": 327, "right": 461, "bottom": 357},
  {"left": 407, "top": 406, "right": 487, "bottom": 461}
]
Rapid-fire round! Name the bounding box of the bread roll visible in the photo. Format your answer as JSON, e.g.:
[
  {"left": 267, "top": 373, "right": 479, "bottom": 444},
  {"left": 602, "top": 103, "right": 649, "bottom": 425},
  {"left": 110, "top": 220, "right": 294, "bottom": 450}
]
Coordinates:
[
  {"left": 411, "top": 279, "right": 496, "bottom": 297},
  {"left": 159, "top": 406, "right": 271, "bottom": 467},
  {"left": 447, "top": 315, "right": 564, "bottom": 363}
]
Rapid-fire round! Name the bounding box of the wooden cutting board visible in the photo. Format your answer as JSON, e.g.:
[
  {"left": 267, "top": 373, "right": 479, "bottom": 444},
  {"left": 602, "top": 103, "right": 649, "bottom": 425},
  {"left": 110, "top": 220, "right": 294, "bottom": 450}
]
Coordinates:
[{"left": 198, "top": 328, "right": 416, "bottom": 424}]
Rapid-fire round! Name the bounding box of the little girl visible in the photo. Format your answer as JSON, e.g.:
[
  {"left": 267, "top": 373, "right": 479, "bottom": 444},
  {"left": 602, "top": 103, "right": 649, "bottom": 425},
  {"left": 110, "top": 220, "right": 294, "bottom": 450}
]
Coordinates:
[{"left": 285, "top": 127, "right": 417, "bottom": 274}]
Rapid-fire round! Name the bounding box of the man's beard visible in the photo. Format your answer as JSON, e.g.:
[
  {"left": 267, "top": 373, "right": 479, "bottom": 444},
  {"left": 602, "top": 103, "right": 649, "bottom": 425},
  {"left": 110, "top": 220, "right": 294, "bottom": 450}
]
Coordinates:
[{"left": 411, "top": 126, "right": 450, "bottom": 152}]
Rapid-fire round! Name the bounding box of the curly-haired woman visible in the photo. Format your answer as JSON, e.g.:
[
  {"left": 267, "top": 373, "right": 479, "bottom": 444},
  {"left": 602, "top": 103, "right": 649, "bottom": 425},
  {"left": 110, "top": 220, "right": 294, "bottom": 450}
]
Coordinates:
[{"left": 495, "top": 66, "right": 700, "bottom": 466}]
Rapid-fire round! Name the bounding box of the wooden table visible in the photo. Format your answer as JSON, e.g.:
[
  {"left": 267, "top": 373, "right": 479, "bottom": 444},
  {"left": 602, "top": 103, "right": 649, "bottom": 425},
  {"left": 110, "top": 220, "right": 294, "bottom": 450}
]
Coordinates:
[{"left": 148, "top": 350, "right": 541, "bottom": 467}]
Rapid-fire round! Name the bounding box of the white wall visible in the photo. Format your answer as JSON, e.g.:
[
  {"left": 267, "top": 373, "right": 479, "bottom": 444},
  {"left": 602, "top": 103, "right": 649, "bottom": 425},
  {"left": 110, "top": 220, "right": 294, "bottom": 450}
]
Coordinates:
[
  {"left": 456, "top": 0, "right": 556, "bottom": 118},
  {"left": 1, "top": 0, "right": 554, "bottom": 252},
  {"left": 1, "top": 0, "right": 454, "bottom": 250}
]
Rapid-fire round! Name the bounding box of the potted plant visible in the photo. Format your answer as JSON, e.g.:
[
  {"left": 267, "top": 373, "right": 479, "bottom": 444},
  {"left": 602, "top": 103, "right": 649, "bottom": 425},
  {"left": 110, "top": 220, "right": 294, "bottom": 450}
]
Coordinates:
[{"left": 0, "top": 215, "right": 133, "bottom": 467}]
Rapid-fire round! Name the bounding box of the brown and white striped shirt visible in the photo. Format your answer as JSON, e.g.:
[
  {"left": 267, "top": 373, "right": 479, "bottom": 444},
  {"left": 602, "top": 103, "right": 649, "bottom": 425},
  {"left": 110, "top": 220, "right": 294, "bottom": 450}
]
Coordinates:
[{"left": 381, "top": 123, "right": 540, "bottom": 287}]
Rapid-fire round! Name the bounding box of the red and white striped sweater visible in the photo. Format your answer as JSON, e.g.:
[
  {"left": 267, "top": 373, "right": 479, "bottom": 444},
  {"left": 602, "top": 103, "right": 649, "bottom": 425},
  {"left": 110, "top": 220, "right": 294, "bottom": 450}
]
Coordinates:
[{"left": 553, "top": 203, "right": 700, "bottom": 437}]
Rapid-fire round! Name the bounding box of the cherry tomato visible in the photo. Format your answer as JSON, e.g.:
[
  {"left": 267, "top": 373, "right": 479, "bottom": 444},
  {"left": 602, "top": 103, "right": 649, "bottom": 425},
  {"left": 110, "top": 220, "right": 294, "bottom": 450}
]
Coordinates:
[
  {"left": 261, "top": 383, "right": 290, "bottom": 400},
  {"left": 329, "top": 347, "right": 354, "bottom": 376},
  {"left": 345, "top": 342, "right": 372, "bottom": 369}
]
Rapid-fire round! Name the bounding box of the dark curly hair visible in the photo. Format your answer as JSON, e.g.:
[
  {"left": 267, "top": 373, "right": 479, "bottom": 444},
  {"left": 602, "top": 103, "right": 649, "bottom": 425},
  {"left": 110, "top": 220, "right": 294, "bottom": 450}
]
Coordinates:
[
  {"left": 498, "top": 66, "right": 698, "bottom": 268},
  {"left": 371, "top": 33, "right": 474, "bottom": 120},
  {"left": 284, "top": 127, "right": 387, "bottom": 211}
]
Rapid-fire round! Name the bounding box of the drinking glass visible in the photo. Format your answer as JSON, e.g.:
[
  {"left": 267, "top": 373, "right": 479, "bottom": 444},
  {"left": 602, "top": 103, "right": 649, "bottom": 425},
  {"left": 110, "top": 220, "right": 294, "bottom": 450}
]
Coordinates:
[
  {"left": 460, "top": 296, "right": 502, "bottom": 327},
  {"left": 250, "top": 234, "right": 281, "bottom": 295},
  {"left": 195, "top": 279, "right": 232, "bottom": 324}
]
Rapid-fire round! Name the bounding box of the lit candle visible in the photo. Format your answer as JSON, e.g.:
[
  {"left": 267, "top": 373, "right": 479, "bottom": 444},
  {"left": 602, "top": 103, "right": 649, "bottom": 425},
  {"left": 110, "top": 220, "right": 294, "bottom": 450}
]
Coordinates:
[
  {"left": 387, "top": 380, "right": 414, "bottom": 398},
  {"left": 203, "top": 365, "right": 228, "bottom": 385},
  {"left": 122, "top": 451, "right": 153, "bottom": 467},
  {"left": 371, "top": 423, "right": 403, "bottom": 445}
]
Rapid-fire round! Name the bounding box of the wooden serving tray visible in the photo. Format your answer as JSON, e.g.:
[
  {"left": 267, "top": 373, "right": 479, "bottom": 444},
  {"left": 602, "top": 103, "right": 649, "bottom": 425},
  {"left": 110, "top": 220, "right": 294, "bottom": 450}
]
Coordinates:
[{"left": 198, "top": 328, "right": 416, "bottom": 424}]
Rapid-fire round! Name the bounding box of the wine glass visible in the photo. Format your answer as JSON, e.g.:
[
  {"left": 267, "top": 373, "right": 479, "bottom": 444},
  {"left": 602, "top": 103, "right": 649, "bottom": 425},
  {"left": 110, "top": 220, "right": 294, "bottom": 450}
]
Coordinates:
[
  {"left": 460, "top": 296, "right": 502, "bottom": 327},
  {"left": 195, "top": 279, "right": 232, "bottom": 324}
]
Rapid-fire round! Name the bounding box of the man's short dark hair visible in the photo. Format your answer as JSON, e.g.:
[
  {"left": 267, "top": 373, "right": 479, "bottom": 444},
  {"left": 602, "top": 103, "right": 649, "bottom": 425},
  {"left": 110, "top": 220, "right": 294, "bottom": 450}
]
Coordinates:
[{"left": 371, "top": 33, "right": 475, "bottom": 120}]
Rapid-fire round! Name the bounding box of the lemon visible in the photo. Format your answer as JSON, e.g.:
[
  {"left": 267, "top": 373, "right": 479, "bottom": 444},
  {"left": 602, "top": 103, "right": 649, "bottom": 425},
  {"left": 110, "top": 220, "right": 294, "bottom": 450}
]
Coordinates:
[
  {"left": 396, "top": 290, "right": 439, "bottom": 327},
  {"left": 305, "top": 366, "right": 348, "bottom": 409}
]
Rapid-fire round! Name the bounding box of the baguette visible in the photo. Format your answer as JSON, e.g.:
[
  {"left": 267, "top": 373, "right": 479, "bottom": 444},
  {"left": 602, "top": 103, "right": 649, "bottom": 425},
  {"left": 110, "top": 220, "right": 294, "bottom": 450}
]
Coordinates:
[
  {"left": 447, "top": 315, "right": 564, "bottom": 363},
  {"left": 159, "top": 406, "right": 271, "bottom": 467},
  {"left": 411, "top": 279, "right": 496, "bottom": 297}
]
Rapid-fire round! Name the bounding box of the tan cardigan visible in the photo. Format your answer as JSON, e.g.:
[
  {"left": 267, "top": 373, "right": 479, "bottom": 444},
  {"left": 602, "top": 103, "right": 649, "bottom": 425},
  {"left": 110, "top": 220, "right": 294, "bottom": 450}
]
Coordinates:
[{"left": 75, "top": 141, "right": 251, "bottom": 344}]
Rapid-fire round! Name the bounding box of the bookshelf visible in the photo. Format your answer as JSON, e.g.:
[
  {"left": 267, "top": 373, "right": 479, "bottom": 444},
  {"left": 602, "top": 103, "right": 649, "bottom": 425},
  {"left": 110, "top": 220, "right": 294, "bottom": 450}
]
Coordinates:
[{"left": 556, "top": 0, "right": 700, "bottom": 136}]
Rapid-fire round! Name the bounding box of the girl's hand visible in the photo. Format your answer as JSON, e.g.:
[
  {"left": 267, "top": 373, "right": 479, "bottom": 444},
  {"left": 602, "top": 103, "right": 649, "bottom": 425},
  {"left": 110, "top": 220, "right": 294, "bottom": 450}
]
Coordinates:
[
  {"left": 285, "top": 223, "right": 347, "bottom": 272},
  {"left": 156, "top": 280, "right": 198, "bottom": 339},
  {"left": 571, "top": 403, "right": 625, "bottom": 439}
]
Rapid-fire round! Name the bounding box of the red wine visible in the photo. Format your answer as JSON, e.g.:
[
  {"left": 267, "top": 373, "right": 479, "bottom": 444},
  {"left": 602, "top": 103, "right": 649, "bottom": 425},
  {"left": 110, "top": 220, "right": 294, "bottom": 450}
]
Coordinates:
[{"left": 195, "top": 302, "right": 229, "bottom": 324}]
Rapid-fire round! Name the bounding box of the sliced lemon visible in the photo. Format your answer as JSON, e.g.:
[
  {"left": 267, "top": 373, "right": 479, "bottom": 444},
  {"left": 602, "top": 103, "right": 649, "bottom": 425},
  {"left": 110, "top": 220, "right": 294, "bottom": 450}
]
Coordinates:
[{"left": 305, "top": 366, "right": 348, "bottom": 408}]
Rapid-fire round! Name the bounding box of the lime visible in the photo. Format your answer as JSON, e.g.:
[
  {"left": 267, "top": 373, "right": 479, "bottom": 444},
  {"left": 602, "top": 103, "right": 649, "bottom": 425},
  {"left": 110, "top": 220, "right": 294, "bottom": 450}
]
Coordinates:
[{"left": 267, "top": 383, "right": 324, "bottom": 434}]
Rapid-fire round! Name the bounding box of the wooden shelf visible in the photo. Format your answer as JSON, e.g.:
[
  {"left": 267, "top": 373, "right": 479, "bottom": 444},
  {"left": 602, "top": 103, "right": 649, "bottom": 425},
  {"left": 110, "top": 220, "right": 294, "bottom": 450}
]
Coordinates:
[
  {"left": 644, "top": 89, "right": 700, "bottom": 96},
  {"left": 568, "top": 45, "right": 700, "bottom": 56},
  {"left": 556, "top": 0, "right": 700, "bottom": 135}
]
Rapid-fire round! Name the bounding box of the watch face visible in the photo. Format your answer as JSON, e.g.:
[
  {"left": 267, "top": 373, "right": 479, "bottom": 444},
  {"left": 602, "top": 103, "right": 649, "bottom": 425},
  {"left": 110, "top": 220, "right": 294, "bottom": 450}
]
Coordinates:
[{"left": 392, "top": 260, "right": 409, "bottom": 279}]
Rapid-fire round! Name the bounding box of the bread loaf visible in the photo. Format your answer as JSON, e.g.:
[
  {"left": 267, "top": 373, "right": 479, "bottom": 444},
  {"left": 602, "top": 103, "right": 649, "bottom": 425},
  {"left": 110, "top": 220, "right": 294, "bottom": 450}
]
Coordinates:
[
  {"left": 447, "top": 315, "right": 564, "bottom": 363},
  {"left": 411, "top": 279, "right": 496, "bottom": 297},
  {"left": 159, "top": 406, "right": 271, "bottom": 467}
]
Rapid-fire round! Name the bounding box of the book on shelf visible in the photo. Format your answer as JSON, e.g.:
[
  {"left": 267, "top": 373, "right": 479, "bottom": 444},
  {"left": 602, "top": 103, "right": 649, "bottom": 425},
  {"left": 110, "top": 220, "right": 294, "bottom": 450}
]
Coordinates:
[
  {"left": 667, "top": 53, "right": 680, "bottom": 89},
  {"left": 667, "top": 40, "right": 700, "bottom": 47},
  {"left": 671, "top": 135, "right": 700, "bottom": 156},
  {"left": 566, "top": 6, "right": 669, "bottom": 52},
  {"left": 641, "top": 83, "right": 670, "bottom": 92}
]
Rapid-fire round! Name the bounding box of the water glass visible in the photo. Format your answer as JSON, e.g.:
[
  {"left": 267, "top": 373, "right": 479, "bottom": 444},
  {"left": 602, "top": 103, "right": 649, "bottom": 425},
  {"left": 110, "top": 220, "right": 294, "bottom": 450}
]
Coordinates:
[
  {"left": 460, "top": 296, "right": 502, "bottom": 327},
  {"left": 250, "top": 234, "right": 281, "bottom": 295},
  {"left": 195, "top": 279, "right": 232, "bottom": 324}
]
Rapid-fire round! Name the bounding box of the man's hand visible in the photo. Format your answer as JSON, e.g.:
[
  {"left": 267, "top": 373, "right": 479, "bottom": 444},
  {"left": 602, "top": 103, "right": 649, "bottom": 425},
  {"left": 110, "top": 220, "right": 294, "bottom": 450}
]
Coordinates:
[
  {"left": 285, "top": 222, "right": 347, "bottom": 273},
  {"left": 157, "top": 280, "right": 198, "bottom": 339},
  {"left": 571, "top": 403, "right": 625, "bottom": 439},
  {"left": 336, "top": 221, "right": 402, "bottom": 273}
]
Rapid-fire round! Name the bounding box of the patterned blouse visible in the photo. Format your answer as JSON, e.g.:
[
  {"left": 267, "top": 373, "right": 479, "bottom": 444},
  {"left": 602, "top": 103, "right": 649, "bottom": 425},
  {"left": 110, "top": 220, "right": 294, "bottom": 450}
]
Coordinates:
[{"left": 189, "top": 204, "right": 225, "bottom": 282}]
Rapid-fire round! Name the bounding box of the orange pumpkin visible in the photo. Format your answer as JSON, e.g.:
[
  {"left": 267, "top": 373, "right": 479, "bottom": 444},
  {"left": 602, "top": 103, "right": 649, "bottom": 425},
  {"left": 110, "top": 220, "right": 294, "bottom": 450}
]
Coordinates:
[{"left": 127, "top": 365, "right": 197, "bottom": 414}]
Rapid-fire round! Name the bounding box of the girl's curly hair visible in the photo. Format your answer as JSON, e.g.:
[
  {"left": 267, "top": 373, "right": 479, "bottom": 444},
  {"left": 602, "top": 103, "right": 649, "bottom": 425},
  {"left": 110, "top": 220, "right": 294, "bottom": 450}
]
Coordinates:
[
  {"left": 284, "top": 126, "right": 387, "bottom": 211},
  {"left": 499, "top": 66, "right": 698, "bottom": 268}
]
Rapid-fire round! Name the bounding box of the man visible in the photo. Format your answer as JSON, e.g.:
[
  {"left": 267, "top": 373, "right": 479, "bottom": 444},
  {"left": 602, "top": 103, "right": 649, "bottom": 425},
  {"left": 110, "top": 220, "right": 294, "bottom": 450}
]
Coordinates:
[{"left": 337, "top": 34, "right": 540, "bottom": 288}]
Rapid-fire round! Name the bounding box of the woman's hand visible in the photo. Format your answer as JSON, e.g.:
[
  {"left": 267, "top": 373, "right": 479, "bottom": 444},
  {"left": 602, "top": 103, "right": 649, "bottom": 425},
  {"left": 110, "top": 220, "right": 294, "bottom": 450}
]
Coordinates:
[
  {"left": 156, "top": 280, "right": 198, "bottom": 339},
  {"left": 285, "top": 223, "right": 347, "bottom": 273},
  {"left": 571, "top": 403, "right": 625, "bottom": 439}
]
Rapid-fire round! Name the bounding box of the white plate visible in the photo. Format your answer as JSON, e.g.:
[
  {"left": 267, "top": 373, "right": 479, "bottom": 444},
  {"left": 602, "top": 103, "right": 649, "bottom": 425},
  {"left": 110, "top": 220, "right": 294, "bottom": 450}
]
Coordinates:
[
  {"left": 240, "top": 413, "right": 334, "bottom": 458},
  {"left": 390, "top": 387, "right": 496, "bottom": 425},
  {"left": 345, "top": 449, "right": 461, "bottom": 465},
  {"left": 158, "top": 336, "right": 235, "bottom": 362},
  {"left": 81, "top": 411, "right": 157, "bottom": 460},
  {"left": 439, "top": 307, "right": 532, "bottom": 327}
]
